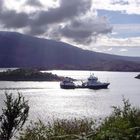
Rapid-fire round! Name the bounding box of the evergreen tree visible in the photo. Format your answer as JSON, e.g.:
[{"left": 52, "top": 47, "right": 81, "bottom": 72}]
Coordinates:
[{"left": 0, "top": 93, "right": 29, "bottom": 140}]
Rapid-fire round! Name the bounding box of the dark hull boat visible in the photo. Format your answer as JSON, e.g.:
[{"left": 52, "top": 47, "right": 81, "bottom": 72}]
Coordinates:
[
  {"left": 87, "top": 83, "right": 110, "bottom": 89},
  {"left": 60, "top": 84, "right": 75, "bottom": 89},
  {"left": 60, "top": 77, "right": 76, "bottom": 89}
]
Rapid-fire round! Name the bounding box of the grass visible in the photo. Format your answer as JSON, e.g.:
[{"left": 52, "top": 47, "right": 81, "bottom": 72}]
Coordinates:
[
  {"left": 19, "top": 119, "right": 96, "bottom": 140},
  {"left": 18, "top": 98, "right": 140, "bottom": 140}
]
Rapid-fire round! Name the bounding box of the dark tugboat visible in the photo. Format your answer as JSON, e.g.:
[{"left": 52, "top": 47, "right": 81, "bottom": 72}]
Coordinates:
[
  {"left": 60, "top": 77, "right": 76, "bottom": 89},
  {"left": 82, "top": 74, "right": 110, "bottom": 89}
]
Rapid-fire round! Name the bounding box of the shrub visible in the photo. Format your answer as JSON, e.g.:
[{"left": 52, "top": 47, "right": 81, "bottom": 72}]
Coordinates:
[
  {"left": 19, "top": 98, "right": 140, "bottom": 140},
  {"left": 95, "top": 98, "right": 140, "bottom": 140},
  {"left": 19, "top": 119, "right": 95, "bottom": 140},
  {"left": 0, "top": 93, "right": 29, "bottom": 140}
]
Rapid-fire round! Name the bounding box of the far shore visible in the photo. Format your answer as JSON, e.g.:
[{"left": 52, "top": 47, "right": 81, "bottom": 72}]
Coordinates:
[{"left": 0, "top": 68, "right": 65, "bottom": 81}]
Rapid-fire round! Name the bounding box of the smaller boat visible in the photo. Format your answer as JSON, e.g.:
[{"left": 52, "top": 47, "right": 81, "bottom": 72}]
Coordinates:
[
  {"left": 60, "top": 77, "right": 76, "bottom": 89},
  {"left": 83, "top": 74, "right": 110, "bottom": 89}
]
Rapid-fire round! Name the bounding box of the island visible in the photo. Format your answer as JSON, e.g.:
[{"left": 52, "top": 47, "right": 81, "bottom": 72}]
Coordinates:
[
  {"left": 135, "top": 74, "right": 140, "bottom": 79},
  {"left": 0, "top": 69, "right": 64, "bottom": 81}
]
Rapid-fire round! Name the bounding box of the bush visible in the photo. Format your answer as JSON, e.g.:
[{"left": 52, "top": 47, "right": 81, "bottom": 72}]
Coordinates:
[
  {"left": 95, "top": 98, "right": 140, "bottom": 140},
  {"left": 0, "top": 93, "right": 29, "bottom": 140},
  {"left": 19, "top": 119, "right": 95, "bottom": 140},
  {"left": 19, "top": 98, "right": 140, "bottom": 140}
]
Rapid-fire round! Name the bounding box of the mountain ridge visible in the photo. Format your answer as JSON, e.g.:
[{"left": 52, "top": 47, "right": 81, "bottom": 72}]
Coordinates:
[{"left": 0, "top": 31, "right": 140, "bottom": 71}]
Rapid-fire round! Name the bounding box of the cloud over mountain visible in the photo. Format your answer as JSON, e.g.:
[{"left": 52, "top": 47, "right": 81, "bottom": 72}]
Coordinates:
[
  {"left": 0, "top": 10, "right": 29, "bottom": 28},
  {"left": 28, "top": 0, "right": 92, "bottom": 34},
  {"left": 0, "top": 0, "right": 112, "bottom": 45},
  {"left": 58, "top": 16, "right": 112, "bottom": 44},
  {"left": 0, "top": 0, "right": 140, "bottom": 56}
]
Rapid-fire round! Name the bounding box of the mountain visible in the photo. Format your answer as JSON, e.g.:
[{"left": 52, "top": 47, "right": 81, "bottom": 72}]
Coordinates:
[{"left": 0, "top": 31, "right": 140, "bottom": 71}]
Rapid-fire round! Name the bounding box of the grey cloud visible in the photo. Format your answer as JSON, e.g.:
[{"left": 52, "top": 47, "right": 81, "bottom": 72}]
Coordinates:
[
  {"left": 60, "top": 25, "right": 92, "bottom": 44},
  {"left": 25, "top": 0, "right": 43, "bottom": 7},
  {"left": 0, "top": 10, "right": 30, "bottom": 28},
  {"left": 0, "top": 0, "right": 91, "bottom": 32},
  {"left": 0, "top": 0, "right": 112, "bottom": 45},
  {"left": 56, "top": 17, "right": 112, "bottom": 44},
  {"left": 0, "top": 0, "right": 4, "bottom": 12},
  {"left": 32, "top": 0, "right": 91, "bottom": 26},
  {"left": 27, "top": 0, "right": 91, "bottom": 37},
  {"left": 27, "top": 25, "right": 47, "bottom": 35}
]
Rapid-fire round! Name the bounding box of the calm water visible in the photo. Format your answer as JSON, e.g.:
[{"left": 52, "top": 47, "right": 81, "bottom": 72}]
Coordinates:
[{"left": 0, "top": 70, "right": 140, "bottom": 122}]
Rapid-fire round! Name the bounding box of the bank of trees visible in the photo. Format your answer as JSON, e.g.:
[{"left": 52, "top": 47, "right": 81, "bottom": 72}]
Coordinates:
[{"left": 0, "top": 69, "right": 63, "bottom": 81}]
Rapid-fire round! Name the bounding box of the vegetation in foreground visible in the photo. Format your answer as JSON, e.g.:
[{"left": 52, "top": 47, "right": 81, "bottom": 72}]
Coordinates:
[
  {"left": 0, "top": 93, "right": 140, "bottom": 140},
  {"left": 0, "top": 69, "right": 63, "bottom": 81},
  {"left": 19, "top": 98, "right": 140, "bottom": 140},
  {"left": 0, "top": 93, "right": 29, "bottom": 140}
]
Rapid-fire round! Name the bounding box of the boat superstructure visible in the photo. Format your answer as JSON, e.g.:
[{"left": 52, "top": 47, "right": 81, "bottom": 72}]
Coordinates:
[
  {"left": 83, "top": 74, "right": 110, "bottom": 89},
  {"left": 60, "top": 77, "right": 76, "bottom": 89}
]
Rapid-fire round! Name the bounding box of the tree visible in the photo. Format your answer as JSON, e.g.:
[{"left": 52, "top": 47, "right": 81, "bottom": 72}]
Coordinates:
[{"left": 0, "top": 93, "right": 29, "bottom": 140}]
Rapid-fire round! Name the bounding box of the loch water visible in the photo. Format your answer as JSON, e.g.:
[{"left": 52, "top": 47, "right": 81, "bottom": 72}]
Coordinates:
[{"left": 0, "top": 70, "right": 140, "bottom": 122}]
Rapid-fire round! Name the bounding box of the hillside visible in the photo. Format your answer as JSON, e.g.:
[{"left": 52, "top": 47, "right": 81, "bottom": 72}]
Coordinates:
[
  {"left": 0, "top": 68, "right": 64, "bottom": 81},
  {"left": 0, "top": 31, "right": 140, "bottom": 71}
]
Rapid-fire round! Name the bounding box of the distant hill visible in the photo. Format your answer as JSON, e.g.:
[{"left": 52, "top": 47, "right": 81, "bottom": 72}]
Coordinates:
[
  {"left": 0, "top": 68, "right": 64, "bottom": 81},
  {"left": 0, "top": 31, "right": 140, "bottom": 71}
]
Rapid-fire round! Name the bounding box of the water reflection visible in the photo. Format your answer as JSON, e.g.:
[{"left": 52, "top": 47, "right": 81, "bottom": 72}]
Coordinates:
[{"left": 0, "top": 70, "right": 140, "bottom": 122}]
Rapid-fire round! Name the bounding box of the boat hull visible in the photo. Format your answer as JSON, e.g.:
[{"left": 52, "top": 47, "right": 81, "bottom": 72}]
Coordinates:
[
  {"left": 87, "top": 83, "right": 110, "bottom": 89},
  {"left": 60, "top": 85, "right": 76, "bottom": 89}
]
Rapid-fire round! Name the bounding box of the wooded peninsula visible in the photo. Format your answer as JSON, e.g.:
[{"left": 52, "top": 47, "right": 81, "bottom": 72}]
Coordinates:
[{"left": 0, "top": 69, "right": 63, "bottom": 81}]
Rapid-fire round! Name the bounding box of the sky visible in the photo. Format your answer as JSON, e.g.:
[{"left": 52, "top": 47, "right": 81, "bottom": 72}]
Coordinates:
[{"left": 0, "top": 0, "right": 140, "bottom": 57}]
